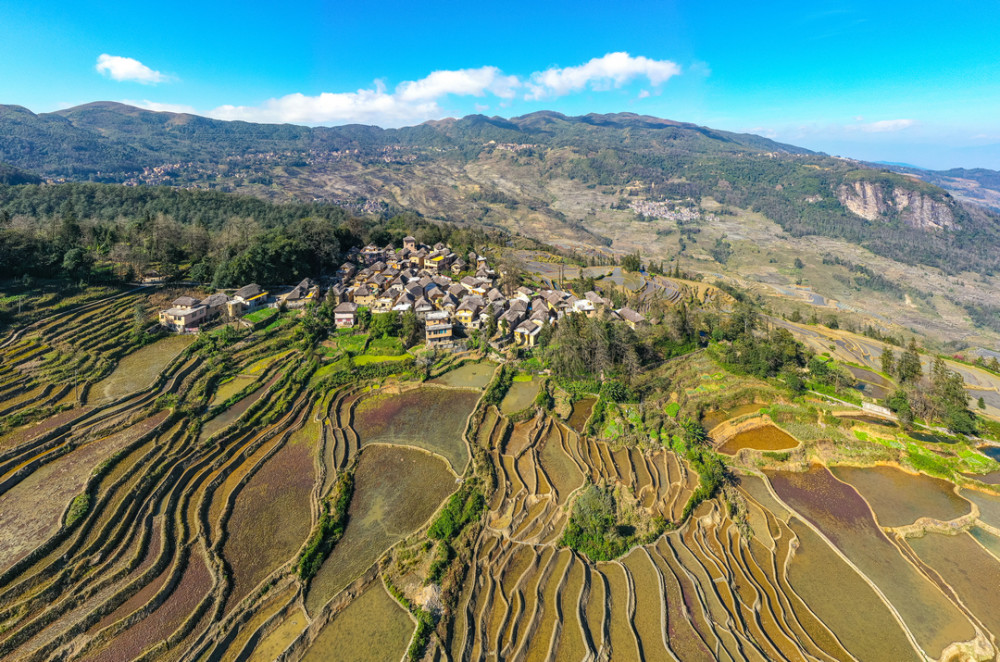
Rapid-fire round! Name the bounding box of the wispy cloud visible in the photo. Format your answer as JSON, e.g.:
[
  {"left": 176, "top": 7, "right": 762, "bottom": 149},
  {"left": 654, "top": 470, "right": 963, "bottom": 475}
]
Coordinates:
[
  {"left": 746, "top": 126, "right": 778, "bottom": 139},
  {"left": 188, "top": 52, "right": 684, "bottom": 127},
  {"left": 96, "top": 54, "right": 171, "bottom": 84},
  {"left": 854, "top": 118, "right": 917, "bottom": 133},
  {"left": 124, "top": 99, "right": 197, "bottom": 114},
  {"left": 525, "top": 52, "right": 681, "bottom": 100}
]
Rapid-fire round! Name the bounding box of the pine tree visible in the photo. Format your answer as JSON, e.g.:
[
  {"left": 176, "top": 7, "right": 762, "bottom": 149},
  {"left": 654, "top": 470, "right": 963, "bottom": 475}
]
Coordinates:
[
  {"left": 896, "top": 339, "right": 922, "bottom": 383},
  {"left": 880, "top": 347, "right": 895, "bottom": 376}
]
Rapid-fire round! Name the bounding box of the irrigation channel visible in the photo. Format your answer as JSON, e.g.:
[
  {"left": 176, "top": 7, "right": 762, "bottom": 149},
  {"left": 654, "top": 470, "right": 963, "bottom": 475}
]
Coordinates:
[{"left": 1, "top": 289, "right": 1000, "bottom": 661}]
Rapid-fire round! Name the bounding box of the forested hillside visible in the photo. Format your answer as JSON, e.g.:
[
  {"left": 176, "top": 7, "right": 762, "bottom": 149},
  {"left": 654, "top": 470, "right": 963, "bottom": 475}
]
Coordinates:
[
  {"left": 3, "top": 103, "right": 1000, "bottom": 277},
  {"left": 0, "top": 182, "right": 501, "bottom": 287}
]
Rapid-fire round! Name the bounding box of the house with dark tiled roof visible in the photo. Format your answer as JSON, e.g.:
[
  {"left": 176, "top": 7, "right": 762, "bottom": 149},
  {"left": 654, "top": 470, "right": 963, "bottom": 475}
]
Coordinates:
[
  {"left": 515, "top": 320, "right": 543, "bottom": 346},
  {"left": 499, "top": 307, "right": 526, "bottom": 336},
  {"left": 425, "top": 310, "right": 453, "bottom": 346},
  {"left": 334, "top": 302, "right": 358, "bottom": 328},
  {"left": 159, "top": 296, "right": 208, "bottom": 332},
  {"left": 279, "top": 278, "right": 319, "bottom": 309},
  {"left": 414, "top": 297, "right": 434, "bottom": 317},
  {"left": 456, "top": 296, "right": 484, "bottom": 329},
  {"left": 352, "top": 284, "right": 376, "bottom": 307},
  {"left": 327, "top": 284, "right": 347, "bottom": 304},
  {"left": 616, "top": 307, "right": 647, "bottom": 329},
  {"left": 338, "top": 262, "right": 357, "bottom": 281},
  {"left": 227, "top": 284, "right": 269, "bottom": 317},
  {"left": 201, "top": 292, "right": 229, "bottom": 319}
]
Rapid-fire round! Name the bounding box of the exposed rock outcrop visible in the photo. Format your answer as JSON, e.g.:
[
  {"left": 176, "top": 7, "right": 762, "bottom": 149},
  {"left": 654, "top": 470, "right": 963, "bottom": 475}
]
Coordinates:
[{"left": 837, "top": 180, "right": 956, "bottom": 230}]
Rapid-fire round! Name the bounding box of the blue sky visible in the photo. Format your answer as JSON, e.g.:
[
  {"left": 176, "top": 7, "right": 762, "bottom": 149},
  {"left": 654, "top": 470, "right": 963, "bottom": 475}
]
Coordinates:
[{"left": 2, "top": 0, "right": 999, "bottom": 168}]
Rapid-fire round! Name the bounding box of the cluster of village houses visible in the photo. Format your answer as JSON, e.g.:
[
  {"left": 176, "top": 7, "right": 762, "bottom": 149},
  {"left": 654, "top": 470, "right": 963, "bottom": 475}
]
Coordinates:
[{"left": 158, "top": 236, "right": 647, "bottom": 349}]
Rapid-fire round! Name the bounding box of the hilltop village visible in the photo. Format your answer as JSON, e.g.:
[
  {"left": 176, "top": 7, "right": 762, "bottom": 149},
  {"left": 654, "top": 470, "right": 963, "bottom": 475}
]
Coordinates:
[{"left": 158, "top": 236, "right": 648, "bottom": 349}]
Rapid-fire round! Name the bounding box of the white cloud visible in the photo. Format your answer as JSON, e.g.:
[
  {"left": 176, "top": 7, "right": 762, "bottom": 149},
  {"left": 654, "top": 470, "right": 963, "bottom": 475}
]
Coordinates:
[
  {"left": 206, "top": 66, "right": 522, "bottom": 126},
  {"left": 209, "top": 90, "right": 437, "bottom": 126},
  {"left": 637, "top": 89, "right": 651, "bottom": 99},
  {"left": 525, "top": 52, "right": 681, "bottom": 100},
  {"left": 855, "top": 118, "right": 917, "bottom": 133},
  {"left": 396, "top": 67, "right": 519, "bottom": 102},
  {"left": 96, "top": 54, "right": 171, "bottom": 84},
  {"left": 747, "top": 126, "right": 778, "bottom": 139},
  {"left": 124, "top": 99, "right": 197, "bottom": 114},
  {"left": 135, "top": 53, "right": 685, "bottom": 127}
]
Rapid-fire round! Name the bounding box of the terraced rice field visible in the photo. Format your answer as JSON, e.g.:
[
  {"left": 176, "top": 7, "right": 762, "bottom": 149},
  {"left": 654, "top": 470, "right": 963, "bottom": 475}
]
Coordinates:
[
  {"left": 768, "top": 464, "right": 979, "bottom": 659},
  {"left": 304, "top": 444, "right": 458, "bottom": 615},
  {"left": 717, "top": 423, "right": 799, "bottom": 455},
  {"left": 301, "top": 582, "right": 413, "bottom": 662},
  {"left": 3, "top": 287, "right": 1000, "bottom": 661},
  {"left": 844, "top": 364, "right": 893, "bottom": 400},
  {"left": 353, "top": 386, "right": 478, "bottom": 472},
  {"left": 830, "top": 464, "right": 971, "bottom": 527},
  {"left": 701, "top": 402, "right": 764, "bottom": 431},
  {"left": 89, "top": 334, "right": 196, "bottom": 402},
  {"left": 566, "top": 397, "right": 595, "bottom": 433},
  {"left": 210, "top": 375, "right": 255, "bottom": 405},
  {"left": 500, "top": 377, "right": 541, "bottom": 414},
  {"left": 429, "top": 361, "right": 496, "bottom": 389}
]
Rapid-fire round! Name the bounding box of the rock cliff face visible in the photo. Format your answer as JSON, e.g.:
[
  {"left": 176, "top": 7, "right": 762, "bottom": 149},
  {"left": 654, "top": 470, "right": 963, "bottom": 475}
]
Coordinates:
[{"left": 837, "top": 180, "right": 955, "bottom": 230}]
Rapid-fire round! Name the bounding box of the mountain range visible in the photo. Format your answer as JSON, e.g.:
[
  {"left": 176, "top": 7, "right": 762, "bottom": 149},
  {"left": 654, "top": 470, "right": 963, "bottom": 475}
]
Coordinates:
[{"left": 4, "top": 101, "right": 1000, "bottom": 346}]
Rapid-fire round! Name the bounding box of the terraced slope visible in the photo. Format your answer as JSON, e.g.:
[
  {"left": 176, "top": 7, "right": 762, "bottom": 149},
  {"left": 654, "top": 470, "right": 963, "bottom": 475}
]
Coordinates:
[{"left": 2, "top": 291, "right": 1000, "bottom": 661}]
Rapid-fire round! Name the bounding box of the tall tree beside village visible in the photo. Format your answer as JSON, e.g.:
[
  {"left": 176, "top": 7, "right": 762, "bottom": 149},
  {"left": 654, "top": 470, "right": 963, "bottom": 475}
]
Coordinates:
[
  {"left": 880, "top": 347, "right": 895, "bottom": 376},
  {"left": 499, "top": 253, "right": 525, "bottom": 296},
  {"left": 896, "top": 339, "right": 923, "bottom": 383}
]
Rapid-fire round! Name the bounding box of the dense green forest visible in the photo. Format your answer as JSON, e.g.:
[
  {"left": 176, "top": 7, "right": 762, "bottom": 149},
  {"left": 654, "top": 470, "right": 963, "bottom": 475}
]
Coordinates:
[{"left": 0, "top": 182, "right": 494, "bottom": 286}]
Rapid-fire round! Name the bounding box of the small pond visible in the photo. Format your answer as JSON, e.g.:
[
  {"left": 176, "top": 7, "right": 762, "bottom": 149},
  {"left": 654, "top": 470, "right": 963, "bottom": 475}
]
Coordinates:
[{"left": 717, "top": 424, "right": 798, "bottom": 455}]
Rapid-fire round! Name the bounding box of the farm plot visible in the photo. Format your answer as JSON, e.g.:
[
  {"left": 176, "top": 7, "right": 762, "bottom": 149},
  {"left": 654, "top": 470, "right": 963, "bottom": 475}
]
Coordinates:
[
  {"left": 700, "top": 402, "right": 765, "bottom": 431},
  {"left": 222, "top": 431, "right": 315, "bottom": 611},
  {"left": 500, "top": 377, "right": 540, "bottom": 414},
  {"left": 302, "top": 582, "right": 413, "bottom": 662},
  {"left": 565, "top": 397, "right": 595, "bottom": 433},
  {"left": 200, "top": 372, "right": 281, "bottom": 441},
  {"left": 429, "top": 361, "right": 496, "bottom": 389},
  {"left": 909, "top": 531, "right": 1000, "bottom": 639},
  {"left": 785, "top": 518, "right": 920, "bottom": 661},
  {"left": 0, "top": 410, "right": 168, "bottom": 572},
  {"left": 830, "top": 464, "right": 971, "bottom": 527},
  {"left": 248, "top": 607, "right": 308, "bottom": 662},
  {"left": 352, "top": 386, "right": 478, "bottom": 473},
  {"left": 716, "top": 423, "right": 799, "bottom": 455},
  {"left": 85, "top": 546, "right": 213, "bottom": 662},
  {"left": 210, "top": 375, "right": 255, "bottom": 406},
  {"left": 768, "top": 464, "right": 978, "bottom": 659},
  {"left": 89, "top": 334, "right": 195, "bottom": 402},
  {"left": 305, "top": 445, "right": 458, "bottom": 615},
  {"left": 963, "top": 488, "right": 1000, "bottom": 529}
]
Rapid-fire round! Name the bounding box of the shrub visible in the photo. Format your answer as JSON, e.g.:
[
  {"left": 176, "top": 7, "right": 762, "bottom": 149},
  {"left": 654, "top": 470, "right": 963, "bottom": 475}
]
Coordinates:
[
  {"left": 560, "top": 484, "right": 667, "bottom": 561},
  {"left": 483, "top": 364, "right": 514, "bottom": 407},
  {"left": 65, "top": 493, "right": 91, "bottom": 528},
  {"left": 601, "top": 379, "right": 633, "bottom": 403},
  {"left": 297, "top": 471, "right": 354, "bottom": 580},
  {"left": 428, "top": 483, "right": 485, "bottom": 542}
]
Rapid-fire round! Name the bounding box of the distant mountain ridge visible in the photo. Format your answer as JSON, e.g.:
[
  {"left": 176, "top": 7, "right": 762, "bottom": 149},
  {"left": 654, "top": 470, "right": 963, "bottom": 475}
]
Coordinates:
[
  {"left": 3, "top": 101, "right": 1000, "bottom": 278},
  {"left": 0, "top": 102, "right": 811, "bottom": 177},
  {"left": 878, "top": 164, "right": 1000, "bottom": 212}
]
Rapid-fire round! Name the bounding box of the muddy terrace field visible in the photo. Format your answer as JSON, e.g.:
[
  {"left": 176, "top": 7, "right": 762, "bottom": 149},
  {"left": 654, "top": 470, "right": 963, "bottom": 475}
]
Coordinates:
[{"left": 3, "top": 289, "right": 1000, "bottom": 661}]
